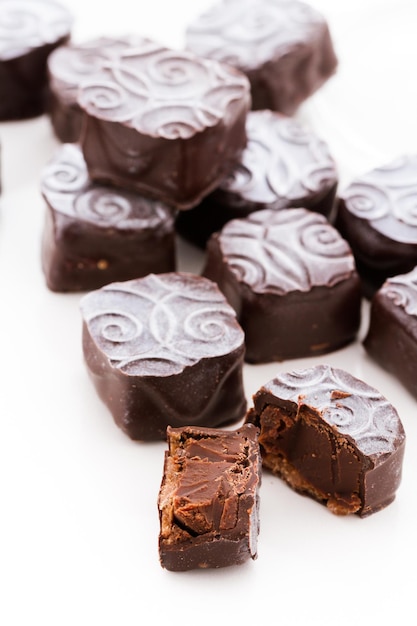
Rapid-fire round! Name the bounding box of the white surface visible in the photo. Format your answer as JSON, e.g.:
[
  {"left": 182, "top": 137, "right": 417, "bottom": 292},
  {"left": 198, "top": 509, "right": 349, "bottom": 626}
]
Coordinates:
[{"left": 1, "top": 1, "right": 416, "bottom": 624}]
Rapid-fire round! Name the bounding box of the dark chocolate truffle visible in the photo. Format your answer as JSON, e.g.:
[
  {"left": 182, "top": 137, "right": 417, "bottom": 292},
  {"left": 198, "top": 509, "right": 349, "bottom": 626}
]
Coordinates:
[
  {"left": 77, "top": 40, "right": 251, "bottom": 209},
  {"left": 336, "top": 155, "right": 417, "bottom": 297},
  {"left": 80, "top": 273, "right": 247, "bottom": 441},
  {"left": 246, "top": 365, "right": 405, "bottom": 517},
  {"left": 186, "top": 0, "right": 337, "bottom": 115},
  {"left": 203, "top": 208, "right": 361, "bottom": 363},
  {"left": 41, "top": 143, "right": 176, "bottom": 292},
  {"left": 158, "top": 424, "right": 261, "bottom": 571},
  {"left": 176, "top": 109, "right": 338, "bottom": 247},
  {"left": 47, "top": 35, "right": 146, "bottom": 143},
  {"left": 0, "top": 0, "right": 72, "bottom": 120},
  {"left": 364, "top": 267, "right": 417, "bottom": 398}
]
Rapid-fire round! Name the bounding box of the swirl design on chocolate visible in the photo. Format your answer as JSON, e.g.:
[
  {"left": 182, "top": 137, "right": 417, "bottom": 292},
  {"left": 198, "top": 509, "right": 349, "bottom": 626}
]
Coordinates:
[
  {"left": 41, "top": 144, "right": 174, "bottom": 230},
  {"left": 218, "top": 208, "right": 354, "bottom": 294},
  {"left": 77, "top": 44, "right": 249, "bottom": 139},
  {"left": 80, "top": 274, "right": 244, "bottom": 376},
  {"left": 220, "top": 110, "right": 337, "bottom": 206},
  {"left": 341, "top": 154, "right": 417, "bottom": 243},
  {"left": 381, "top": 267, "right": 417, "bottom": 316},
  {"left": 185, "top": 0, "right": 324, "bottom": 70},
  {"left": 264, "top": 365, "right": 404, "bottom": 457},
  {"left": 0, "top": 0, "right": 72, "bottom": 61}
]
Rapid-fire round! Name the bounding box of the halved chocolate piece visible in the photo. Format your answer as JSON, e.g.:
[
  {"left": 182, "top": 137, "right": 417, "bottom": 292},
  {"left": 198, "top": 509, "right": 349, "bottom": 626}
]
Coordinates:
[
  {"left": 158, "top": 424, "right": 261, "bottom": 571},
  {"left": 246, "top": 365, "right": 405, "bottom": 517}
]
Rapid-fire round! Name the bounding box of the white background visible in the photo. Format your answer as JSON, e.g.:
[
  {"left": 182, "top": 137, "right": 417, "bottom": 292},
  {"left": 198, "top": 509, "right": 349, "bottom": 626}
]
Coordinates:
[{"left": 1, "top": 1, "right": 416, "bottom": 624}]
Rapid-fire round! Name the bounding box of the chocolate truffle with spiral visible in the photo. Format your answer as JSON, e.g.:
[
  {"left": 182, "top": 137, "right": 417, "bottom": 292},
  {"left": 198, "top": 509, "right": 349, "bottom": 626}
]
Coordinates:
[
  {"left": 364, "top": 267, "right": 417, "bottom": 398},
  {"left": 246, "top": 365, "right": 405, "bottom": 517},
  {"left": 0, "top": 0, "right": 72, "bottom": 120},
  {"left": 47, "top": 35, "right": 147, "bottom": 143},
  {"left": 203, "top": 208, "right": 361, "bottom": 363},
  {"left": 158, "top": 424, "right": 261, "bottom": 571},
  {"left": 336, "top": 155, "right": 417, "bottom": 297},
  {"left": 176, "top": 110, "right": 338, "bottom": 247},
  {"left": 41, "top": 144, "right": 176, "bottom": 292},
  {"left": 80, "top": 273, "right": 247, "bottom": 440},
  {"left": 185, "top": 0, "right": 337, "bottom": 115},
  {"left": 77, "top": 41, "right": 250, "bottom": 210}
]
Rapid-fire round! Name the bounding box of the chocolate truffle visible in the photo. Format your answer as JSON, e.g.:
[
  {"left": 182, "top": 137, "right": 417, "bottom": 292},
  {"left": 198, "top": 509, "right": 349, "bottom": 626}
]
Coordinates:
[
  {"left": 80, "top": 273, "right": 247, "bottom": 440},
  {"left": 47, "top": 35, "right": 146, "bottom": 143},
  {"left": 336, "top": 155, "right": 417, "bottom": 298},
  {"left": 176, "top": 110, "right": 338, "bottom": 247},
  {"left": 0, "top": 0, "right": 72, "bottom": 120},
  {"left": 41, "top": 143, "right": 176, "bottom": 292},
  {"left": 158, "top": 424, "right": 261, "bottom": 571},
  {"left": 246, "top": 365, "right": 406, "bottom": 517},
  {"left": 185, "top": 0, "right": 337, "bottom": 115},
  {"left": 203, "top": 208, "right": 361, "bottom": 363},
  {"left": 77, "top": 41, "right": 251, "bottom": 209},
  {"left": 364, "top": 267, "right": 417, "bottom": 398}
]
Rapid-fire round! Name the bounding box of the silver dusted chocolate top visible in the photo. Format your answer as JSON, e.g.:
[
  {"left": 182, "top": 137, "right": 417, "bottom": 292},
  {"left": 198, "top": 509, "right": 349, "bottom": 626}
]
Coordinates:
[
  {"left": 77, "top": 41, "right": 250, "bottom": 140},
  {"left": 341, "top": 154, "right": 417, "bottom": 244},
  {"left": 216, "top": 208, "right": 355, "bottom": 294},
  {"left": 186, "top": 0, "right": 325, "bottom": 71},
  {"left": 261, "top": 365, "right": 405, "bottom": 458},
  {"left": 48, "top": 35, "right": 148, "bottom": 103},
  {"left": 379, "top": 267, "right": 417, "bottom": 317},
  {"left": 41, "top": 143, "right": 175, "bottom": 231},
  {"left": 0, "top": 0, "right": 72, "bottom": 61},
  {"left": 80, "top": 273, "right": 245, "bottom": 377},
  {"left": 219, "top": 110, "right": 337, "bottom": 206}
]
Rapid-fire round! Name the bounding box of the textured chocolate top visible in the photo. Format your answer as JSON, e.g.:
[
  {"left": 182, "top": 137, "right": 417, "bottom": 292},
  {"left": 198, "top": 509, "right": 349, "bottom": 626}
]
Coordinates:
[
  {"left": 340, "top": 155, "right": 417, "bottom": 244},
  {"left": 378, "top": 267, "right": 417, "bottom": 316},
  {"left": 215, "top": 208, "right": 355, "bottom": 294},
  {"left": 80, "top": 273, "right": 245, "bottom": 376},
  {"left": 257, "top": 365, "right": 405, "bottom": 459},
  {"left": 41, "top": 143, "right": 175, "bottom": 231},
  {"left": 186, "top": 0, "right": 327, "bottom": 71},
  {"left": 217, "top": 110, "right": 337, "bottom": 207},
  {"left": 0, "top": 0, "right": 72, "bottom": 61},
  {"left": 48, "top": 35, "right": 146, "bottom": 103},
  {"left": 77, "top": 41, "right": 250, "bottom": 139}
]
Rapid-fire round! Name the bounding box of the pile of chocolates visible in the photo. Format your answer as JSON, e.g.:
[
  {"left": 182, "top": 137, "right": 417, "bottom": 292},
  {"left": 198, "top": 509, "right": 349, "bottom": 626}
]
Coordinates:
[{"left": 2, "top": 0, "right": 413, "bottom": 572}]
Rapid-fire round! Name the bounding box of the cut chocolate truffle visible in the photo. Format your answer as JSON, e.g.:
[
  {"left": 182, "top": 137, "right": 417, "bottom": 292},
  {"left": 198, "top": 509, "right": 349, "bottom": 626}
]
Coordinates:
[
  {"left": 47, "top": 35, "right": 146, "bottom": 143},
  {"left": 246, "top": 365, "right": 405, "bottom": 517},
  {"left": 0, "top": 0, "right": 72, "bottom": 120},
  {"left": 203, "top": 208, "right": 361, "bottom": 363},
  {"left": 336, "top": 155, "right": 417, "bottom": 298},
  {"left": 158, "top": 424, "right": 261, "bottom": 571},
  {"left": 185, "top": 0, "right": 337, "bottom": 115},
  {"left": 80, "top": 273, "right": 247, "bottom": 440},
  {"left": 41, "top": 143, "right": 176, "bottom": 292},
  {"left": 176, "top": 110, "right": 338, "bottom": 247},
  {"left": 364, "top": 267, "right": 417, "bottom": 399},
  {"left": 77, "top": 40, "right": 250, "bottom": 209}
]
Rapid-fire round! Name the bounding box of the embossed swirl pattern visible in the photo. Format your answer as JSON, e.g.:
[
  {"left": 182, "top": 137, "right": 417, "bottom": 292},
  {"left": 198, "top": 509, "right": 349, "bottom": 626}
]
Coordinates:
[
  {"left": 382, "top": 267, "right": 417, "bottom": 316},
  {"left": 219, "top": 208, "right": 353, "bottom": 294},
  {"left": 80, "top": 274, "right": 244, "bottom": 376},
  {"left": 266, "top": 365, "right": 404, "bottom": 456},
  {"left": 78, "top": 44, "right": 249, "bottom": 138}
]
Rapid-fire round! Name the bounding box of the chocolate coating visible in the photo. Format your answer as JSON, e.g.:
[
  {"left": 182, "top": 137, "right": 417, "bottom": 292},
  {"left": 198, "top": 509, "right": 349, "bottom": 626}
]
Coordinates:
[
  {"left": 158, "top": 424, "right": 261, "bottom": 571},
  {"left": 336, "top": 155, "right": 417, "bottom": 297},
  {"left": 41, "top": 143, "right": 176, "bottom": 292},
  {"left": 47, "top": 35, "right": 146, "bottom": 143},
  {"left": 186, "top": 0, "right": 337, "bottom": 115},
  {"left": 246, "top": 365, "right": 405, "bottom": 517},
  {"left": 80, "top": 273, "right": 247, "bottom": 440},
  {"left": 203, "top": 208, "right": 361, "bottom": 363},
  {"left": 77, "top": 41, "right": 250, "bottom": 209},
  {"left": 364, "top": 268, "right": 417, "bottom": 398},
  {"left": 176, "top": 110, "right": 338, "bottom": 247},
  {"left": 0, "top": 0, "right": 72, "bottom": 120}
]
